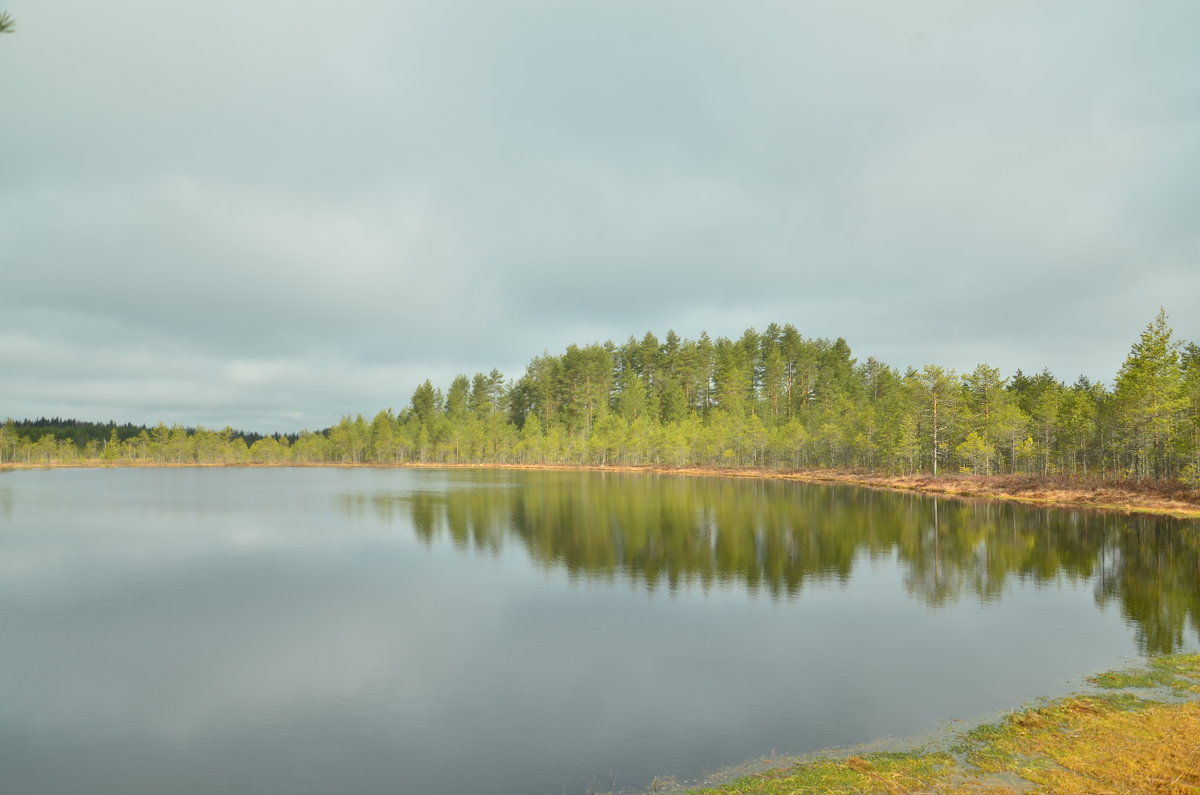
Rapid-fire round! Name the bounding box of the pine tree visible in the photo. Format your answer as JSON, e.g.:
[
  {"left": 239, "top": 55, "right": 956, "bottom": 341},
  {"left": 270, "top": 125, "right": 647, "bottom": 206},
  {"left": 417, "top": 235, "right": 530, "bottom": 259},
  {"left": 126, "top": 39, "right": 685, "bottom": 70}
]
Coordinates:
[
  {"left": 908, "top": 365, "right": 961, "bottom": 476},
  {"left": 1113, "top": 310, "right": 1187, "bottom": 479},
  {"left": 1181, "top": 343, "right": 1200, "bottom": 485}
]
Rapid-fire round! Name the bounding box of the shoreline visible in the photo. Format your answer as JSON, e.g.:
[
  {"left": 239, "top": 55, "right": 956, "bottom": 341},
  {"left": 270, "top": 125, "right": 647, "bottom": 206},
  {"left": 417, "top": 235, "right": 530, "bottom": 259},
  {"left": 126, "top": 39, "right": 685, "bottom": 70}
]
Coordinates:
[
  {"left": 4, "top": 460, "right": 1199, "bottom": 519},
  {"left": 664, "top": 653, "right": 1200, "bottom": 794}
]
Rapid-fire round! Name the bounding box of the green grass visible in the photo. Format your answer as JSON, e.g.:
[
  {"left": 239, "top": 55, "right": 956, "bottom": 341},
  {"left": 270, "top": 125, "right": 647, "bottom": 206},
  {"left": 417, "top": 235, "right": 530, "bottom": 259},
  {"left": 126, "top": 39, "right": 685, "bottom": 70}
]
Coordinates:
[
  {"left": 682, "top": 653, "right": 1200, "bottom": 794},
  {"left": 1089, "top": 653, "right": 1200, "bottom": 695},
  {"left": 684, "top": 750, "right": 957, "bottom": 794}
]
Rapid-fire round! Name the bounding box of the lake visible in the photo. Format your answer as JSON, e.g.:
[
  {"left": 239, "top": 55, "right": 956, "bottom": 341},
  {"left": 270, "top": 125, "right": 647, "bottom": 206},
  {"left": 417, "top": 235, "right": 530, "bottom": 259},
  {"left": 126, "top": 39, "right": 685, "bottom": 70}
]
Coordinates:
[{"left": 1, "top": 467, "right": 1197, "bottom": 794}]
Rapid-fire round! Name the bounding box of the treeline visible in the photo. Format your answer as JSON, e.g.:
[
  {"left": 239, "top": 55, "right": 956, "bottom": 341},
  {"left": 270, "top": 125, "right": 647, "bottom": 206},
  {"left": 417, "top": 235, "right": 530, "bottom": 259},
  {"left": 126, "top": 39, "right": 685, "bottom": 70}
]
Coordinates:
[
  {"left": 0, "top": 419, "right": 281, "bottom": 466},
  {"left": 2, "top": 418, "right": 278, "bottom": 450},
  {"left": 4, "top": 311, "right": 1199, "bottom": 483}
]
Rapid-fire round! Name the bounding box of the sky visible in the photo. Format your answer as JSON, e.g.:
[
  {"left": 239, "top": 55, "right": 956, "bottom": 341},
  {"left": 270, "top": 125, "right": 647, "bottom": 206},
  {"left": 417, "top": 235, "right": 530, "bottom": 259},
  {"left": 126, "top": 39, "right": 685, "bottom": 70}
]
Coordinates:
[{"left": 2, "top": 1, "right": 1198, "bottom": 433}]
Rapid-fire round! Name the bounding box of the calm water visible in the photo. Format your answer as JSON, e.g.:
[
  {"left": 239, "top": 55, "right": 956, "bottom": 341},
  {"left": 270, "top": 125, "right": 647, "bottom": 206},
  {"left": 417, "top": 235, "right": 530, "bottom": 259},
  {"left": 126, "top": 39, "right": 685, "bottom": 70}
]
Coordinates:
[{"left": 1, "top": 468, "right": 1198, "bottom": 794}]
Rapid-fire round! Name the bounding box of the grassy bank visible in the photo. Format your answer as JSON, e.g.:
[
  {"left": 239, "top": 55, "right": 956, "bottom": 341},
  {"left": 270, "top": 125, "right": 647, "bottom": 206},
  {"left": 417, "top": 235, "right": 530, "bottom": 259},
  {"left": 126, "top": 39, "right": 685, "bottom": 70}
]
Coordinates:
[
  {"left": 4, "top": 461, "right": 1200, "bottom": 519},
  {"left": 665, "top": 654, "right": 1200, "bottom": 794}
]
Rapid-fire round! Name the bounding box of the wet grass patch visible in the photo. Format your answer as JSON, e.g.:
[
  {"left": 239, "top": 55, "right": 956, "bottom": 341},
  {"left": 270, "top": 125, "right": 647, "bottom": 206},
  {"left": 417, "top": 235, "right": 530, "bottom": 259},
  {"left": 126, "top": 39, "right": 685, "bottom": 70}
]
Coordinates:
[
  {"left": 1088, "top": 653, "right": 1200, "bottom": 696},
  {"left": 684, "top": 653, "right": 1200, "bottom": 794},
  {"left": 683, "top": 750, "right": 957, "bottom": 794}
]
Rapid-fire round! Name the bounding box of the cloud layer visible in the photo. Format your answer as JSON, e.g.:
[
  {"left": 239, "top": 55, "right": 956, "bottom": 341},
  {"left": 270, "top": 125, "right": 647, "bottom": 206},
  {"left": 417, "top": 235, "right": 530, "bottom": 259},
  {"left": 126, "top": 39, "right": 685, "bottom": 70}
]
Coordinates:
[{"left": 3, "top": 0, "right": 1198, "bottom": 431}]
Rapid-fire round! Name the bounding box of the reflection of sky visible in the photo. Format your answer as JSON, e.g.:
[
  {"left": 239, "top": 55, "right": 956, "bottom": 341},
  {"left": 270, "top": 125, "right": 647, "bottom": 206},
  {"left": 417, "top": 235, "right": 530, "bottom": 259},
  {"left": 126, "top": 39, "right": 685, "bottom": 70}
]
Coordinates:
[{"left": 0, "top": 469, "right": 1183, "bottom": 795}]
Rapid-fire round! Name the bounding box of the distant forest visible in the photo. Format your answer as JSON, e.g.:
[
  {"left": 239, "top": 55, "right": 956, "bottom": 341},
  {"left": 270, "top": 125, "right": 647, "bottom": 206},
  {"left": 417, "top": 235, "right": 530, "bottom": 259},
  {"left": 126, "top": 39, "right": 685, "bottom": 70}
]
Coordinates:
[{"left": 4, "top": 310, "right": 1198, "bottom": 483}]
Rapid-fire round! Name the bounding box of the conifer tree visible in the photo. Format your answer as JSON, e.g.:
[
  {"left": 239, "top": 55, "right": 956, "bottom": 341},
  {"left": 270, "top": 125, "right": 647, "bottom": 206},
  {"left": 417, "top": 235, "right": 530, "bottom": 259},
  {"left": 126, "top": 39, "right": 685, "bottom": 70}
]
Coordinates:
[
  {"left": 1113, "top": 309, "right": 1187, "bottom": 479},
  {"left": 1181, "top": 343, "right": 1200, "bottom": 484},
  {"left": 908, "top": 365, "right": 961, "bottom": 476}
]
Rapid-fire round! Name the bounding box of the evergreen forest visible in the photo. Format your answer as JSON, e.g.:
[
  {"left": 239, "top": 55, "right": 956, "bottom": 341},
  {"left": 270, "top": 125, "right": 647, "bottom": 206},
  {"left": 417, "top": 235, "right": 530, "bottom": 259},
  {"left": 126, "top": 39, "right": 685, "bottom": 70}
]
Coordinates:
[{"left": 4, "top": 310, "right": 1199, "bottom": 484}]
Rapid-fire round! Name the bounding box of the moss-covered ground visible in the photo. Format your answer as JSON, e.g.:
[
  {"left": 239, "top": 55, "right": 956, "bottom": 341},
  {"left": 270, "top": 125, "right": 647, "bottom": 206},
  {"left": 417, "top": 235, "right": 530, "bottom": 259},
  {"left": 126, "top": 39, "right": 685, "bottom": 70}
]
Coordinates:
[{"left": 673, "top": 653, "right": 1200, "bottom": 794}]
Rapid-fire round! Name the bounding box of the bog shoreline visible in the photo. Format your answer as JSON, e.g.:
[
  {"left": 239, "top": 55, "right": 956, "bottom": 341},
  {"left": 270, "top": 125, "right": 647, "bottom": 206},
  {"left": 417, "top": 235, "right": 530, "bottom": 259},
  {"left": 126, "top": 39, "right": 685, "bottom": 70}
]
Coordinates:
[
  {"left": 664, "top": 653, "right": 1200, "bottom": 794},
  {"left": 4, "top": 460, "right": 1199, "bottom": 519}
]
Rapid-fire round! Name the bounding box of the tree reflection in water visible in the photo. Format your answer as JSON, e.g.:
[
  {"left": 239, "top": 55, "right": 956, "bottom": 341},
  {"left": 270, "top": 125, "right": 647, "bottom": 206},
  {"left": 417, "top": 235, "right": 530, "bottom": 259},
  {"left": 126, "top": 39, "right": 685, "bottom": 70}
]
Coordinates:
[{"left": 338, "top": 471, "right": 1200, "bottom": 654}]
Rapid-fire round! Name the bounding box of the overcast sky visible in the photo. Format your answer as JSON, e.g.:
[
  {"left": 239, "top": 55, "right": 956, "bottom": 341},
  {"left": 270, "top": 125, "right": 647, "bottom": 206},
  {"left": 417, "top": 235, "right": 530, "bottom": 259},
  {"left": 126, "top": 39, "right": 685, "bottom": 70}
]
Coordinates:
[{"left": 2, "top": 1, "right": 1197, "bottom": 433}]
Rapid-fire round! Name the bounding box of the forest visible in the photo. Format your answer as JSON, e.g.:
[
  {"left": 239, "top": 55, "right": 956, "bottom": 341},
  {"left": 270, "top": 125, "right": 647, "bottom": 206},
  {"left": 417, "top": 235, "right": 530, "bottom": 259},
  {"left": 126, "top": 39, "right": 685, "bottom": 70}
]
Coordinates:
[{"left": 3, "top": 310, "right": 1198, "bottom": 484}]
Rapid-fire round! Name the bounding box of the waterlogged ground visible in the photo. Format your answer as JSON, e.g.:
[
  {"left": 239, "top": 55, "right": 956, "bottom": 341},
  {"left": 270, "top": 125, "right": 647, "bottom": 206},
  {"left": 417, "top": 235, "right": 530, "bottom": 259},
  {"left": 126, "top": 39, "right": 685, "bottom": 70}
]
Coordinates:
[
  {"left": 1, "top": 467, "right": 1198, "bottom": 794},
  {"left": 682, "top": 653, "right": 1200, "bottom": 793}
]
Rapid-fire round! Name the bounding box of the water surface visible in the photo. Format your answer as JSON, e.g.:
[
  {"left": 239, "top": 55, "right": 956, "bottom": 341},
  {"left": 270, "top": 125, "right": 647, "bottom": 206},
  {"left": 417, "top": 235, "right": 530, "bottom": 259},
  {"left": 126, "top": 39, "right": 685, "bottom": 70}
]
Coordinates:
[{"left": 1, "top": 467, "right": 1197, "bottom": 794}]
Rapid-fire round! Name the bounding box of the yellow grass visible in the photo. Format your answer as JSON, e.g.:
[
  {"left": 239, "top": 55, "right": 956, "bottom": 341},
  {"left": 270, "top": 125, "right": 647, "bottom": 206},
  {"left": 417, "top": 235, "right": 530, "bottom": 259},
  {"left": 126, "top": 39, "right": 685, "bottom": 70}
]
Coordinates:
[
  {"left": 973, "top": 696, "right": 1200, "bottom": 793},
  {"left": 684, "top": 654, "right": 1200, "bottom": 794}
]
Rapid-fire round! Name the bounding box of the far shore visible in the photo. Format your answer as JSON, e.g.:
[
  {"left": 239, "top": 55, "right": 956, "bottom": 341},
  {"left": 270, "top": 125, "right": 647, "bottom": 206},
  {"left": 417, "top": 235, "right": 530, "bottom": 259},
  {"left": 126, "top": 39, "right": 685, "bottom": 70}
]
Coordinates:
[{"left": 4, "top": 460, "right": 1199, "bottom": 519}]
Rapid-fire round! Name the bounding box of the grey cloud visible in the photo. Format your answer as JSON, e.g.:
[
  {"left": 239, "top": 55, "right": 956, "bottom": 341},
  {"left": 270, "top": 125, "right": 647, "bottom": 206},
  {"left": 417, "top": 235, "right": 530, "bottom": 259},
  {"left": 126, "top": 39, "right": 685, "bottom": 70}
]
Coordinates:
[{"left": 2, "top": 0, "right": 1198, "bottom": 430}]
